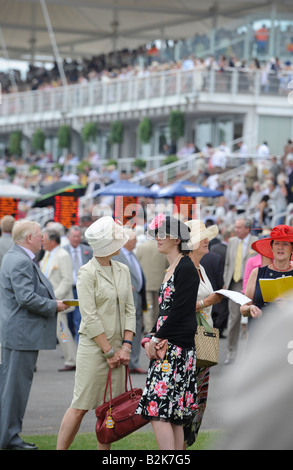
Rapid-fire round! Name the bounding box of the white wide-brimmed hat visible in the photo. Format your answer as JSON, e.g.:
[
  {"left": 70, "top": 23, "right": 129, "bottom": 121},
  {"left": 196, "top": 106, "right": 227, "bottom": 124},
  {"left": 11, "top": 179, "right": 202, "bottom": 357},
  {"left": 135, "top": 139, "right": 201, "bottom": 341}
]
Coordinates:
[
  {"left": 185, "top": 219, "right": 219, "bottom": 249},
  {"left": 85, "top": 216, "right": 129, "bottom": 257}
]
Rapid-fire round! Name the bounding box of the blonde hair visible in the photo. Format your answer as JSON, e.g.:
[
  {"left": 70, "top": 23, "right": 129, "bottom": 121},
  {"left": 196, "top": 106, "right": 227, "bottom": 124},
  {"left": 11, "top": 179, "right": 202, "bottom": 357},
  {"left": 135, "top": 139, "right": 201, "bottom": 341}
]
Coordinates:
[{"left": 12, "top": 220, "right": 41, "bottom": 243}]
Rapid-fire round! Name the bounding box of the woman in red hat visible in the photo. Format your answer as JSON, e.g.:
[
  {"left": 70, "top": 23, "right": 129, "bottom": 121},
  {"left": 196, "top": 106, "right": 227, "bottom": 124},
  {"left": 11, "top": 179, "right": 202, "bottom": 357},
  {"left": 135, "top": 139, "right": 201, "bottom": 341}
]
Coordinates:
[{"left": 240, "top": 225, "right": 293, "bottom": 318}]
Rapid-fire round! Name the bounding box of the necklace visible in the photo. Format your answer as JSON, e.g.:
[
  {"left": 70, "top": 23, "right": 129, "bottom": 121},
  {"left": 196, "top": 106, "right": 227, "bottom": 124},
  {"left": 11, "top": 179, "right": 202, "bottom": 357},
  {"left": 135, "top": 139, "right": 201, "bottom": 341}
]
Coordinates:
[
  {"left": 272, "top": 262, "right": 292, "bottom": 272},
  {"left": 166, "top": 253, "right": 182, "bottom": 272},
  {"left": 194, "top": 265, "right": 200, "bottom": 270}
]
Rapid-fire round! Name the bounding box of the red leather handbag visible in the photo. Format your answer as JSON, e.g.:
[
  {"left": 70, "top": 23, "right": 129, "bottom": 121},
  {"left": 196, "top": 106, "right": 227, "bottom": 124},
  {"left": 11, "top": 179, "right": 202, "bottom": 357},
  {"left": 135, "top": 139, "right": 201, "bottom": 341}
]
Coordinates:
[{"left": 95, "top": 366, "right": 147, "bottom": 444}]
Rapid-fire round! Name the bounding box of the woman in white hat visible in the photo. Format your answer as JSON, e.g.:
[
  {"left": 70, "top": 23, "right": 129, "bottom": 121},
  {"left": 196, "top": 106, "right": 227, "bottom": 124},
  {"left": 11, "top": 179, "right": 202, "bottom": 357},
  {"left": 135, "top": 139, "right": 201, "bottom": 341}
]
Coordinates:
[
  {"left": 183, "top": 219, "right": 223, "bottom": 448},
  {"left": 57, "top": 216, "right": 136, "bottom": 450}
]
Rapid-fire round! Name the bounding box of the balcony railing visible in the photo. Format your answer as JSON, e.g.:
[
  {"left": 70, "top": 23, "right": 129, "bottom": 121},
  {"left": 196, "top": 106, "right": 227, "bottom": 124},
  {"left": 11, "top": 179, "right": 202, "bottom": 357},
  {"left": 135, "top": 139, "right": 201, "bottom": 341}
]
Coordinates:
[{"left": 0, "top": 67, "right": 291, "bottom": 119}]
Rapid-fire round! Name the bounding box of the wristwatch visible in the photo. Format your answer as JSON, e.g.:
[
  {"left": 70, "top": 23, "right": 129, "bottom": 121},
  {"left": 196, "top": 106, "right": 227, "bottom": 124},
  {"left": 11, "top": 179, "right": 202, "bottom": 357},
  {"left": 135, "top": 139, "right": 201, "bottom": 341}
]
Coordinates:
[{"left": 103, "top": 347, "right": 114, "bottom": 359}]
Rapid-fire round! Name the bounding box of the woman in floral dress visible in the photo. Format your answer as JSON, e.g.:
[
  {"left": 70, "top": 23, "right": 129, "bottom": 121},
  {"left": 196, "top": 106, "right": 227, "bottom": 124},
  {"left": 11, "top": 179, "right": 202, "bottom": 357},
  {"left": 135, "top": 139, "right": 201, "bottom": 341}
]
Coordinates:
[{"left": 136, "top": 214, "right": 199, "bottom": 450}]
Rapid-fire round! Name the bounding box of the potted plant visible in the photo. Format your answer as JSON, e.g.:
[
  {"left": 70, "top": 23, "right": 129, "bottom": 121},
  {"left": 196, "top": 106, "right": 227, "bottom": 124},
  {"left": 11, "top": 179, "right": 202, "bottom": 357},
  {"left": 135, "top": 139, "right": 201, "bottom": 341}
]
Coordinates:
[
  {"left": 8, "top": 130, "right": 22, "bottom": 157},
  {"left": 138, "top": 117, "right": 152, "bottom": 144},
  {"left": 168, "top": 110, "right": 185, "bottom": 151},
  {"left": 32, "top": 128, "right": 45, "bottom": 152},
  {"left": 133, "top": 158, "right": 147, "bottom": 170},
  {"left": 163, "top": 154, "right": 178, "bottom": 180},
  {"left": 58, "top": 125, "right": 71, "bottom": 150},
  {"left": 109, "top": 120, "right": 124, "bottom": 145},
  {"left": 82, "top": 122, "right": 98, "bottom": 142}
]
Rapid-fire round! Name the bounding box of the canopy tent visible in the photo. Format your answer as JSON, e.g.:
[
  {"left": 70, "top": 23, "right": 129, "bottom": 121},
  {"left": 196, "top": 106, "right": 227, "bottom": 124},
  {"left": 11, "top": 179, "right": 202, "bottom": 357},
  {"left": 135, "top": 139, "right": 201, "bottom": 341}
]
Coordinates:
[
  {"left": 0, "top": 182, "right": 41, "bottom": 200},
  {"left": 156, "top": 180, "right": 223, "bottom": 199},
  {"left": 91, "top": 179, "right": 156, "bottom": 198},
  {"left": 33, "top": 180, "right": 86, "bottom": 207},
  {"left": 0, "top": 0, "right": 287, "bottom": 62}
]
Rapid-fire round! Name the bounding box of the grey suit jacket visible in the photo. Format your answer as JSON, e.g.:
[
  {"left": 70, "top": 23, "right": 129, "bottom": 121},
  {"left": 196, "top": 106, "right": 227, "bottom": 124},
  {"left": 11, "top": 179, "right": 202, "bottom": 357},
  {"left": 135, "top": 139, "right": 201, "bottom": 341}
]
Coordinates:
[
  {"left": 0, "top": 234, "right": 14, "bottom": 267},
  {"left": 0, "top": 244, "right": 57, "bottom": 351},
  {"left": 224, "top": 234, "right": 258, "bottom": 288},
  {"left": 64, "top": 243, "right": 93, "bottom": 285},
  {"left": 113, "top": 249, "right": 147, "bottom": 311},
  {"left": 64, "top": 243, "right": 93, "bottom": 267}
]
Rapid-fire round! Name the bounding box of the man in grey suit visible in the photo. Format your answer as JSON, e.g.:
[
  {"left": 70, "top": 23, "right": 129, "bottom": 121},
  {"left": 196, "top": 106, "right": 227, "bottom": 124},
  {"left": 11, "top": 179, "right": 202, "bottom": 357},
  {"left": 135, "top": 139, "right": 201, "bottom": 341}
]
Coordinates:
[
  {"left": 223, "top": 218, "right": 257, "bottom": 364},
  {"left": 64, "top": 225, "right": 93, "bottom": 342},
  {"left": 0, "top": 215, "right": 15, "bottom": 266},
  {"left": 0, "top": 220, "right": 68, "bottom": 450},
  {"left": 113, "top": 229, "right": 147, "bottom": 373}
]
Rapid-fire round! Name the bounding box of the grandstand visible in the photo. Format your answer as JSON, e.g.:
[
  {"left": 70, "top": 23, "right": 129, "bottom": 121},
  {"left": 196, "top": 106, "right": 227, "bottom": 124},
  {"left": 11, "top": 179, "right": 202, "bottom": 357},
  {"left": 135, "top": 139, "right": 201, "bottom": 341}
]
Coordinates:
[
  {"left": 0, "top": 0, "right": 293, "bottom": 206},
  {"left": 0, "top": 1, "right": 293, "bottom": 165}
]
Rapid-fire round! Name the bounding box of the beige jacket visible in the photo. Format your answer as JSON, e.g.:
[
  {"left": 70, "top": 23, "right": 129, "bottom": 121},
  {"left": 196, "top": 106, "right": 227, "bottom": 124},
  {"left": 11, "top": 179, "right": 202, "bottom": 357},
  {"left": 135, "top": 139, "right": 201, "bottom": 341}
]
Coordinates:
[
  {"left": 224, "top": 234, "right": 258, "bottom": 288},
  {"left": 77, "top": 258, "right": 136, "bottom": 340},
  {"left": 40, "top": 245, "right": 74, "bottom": 307}
]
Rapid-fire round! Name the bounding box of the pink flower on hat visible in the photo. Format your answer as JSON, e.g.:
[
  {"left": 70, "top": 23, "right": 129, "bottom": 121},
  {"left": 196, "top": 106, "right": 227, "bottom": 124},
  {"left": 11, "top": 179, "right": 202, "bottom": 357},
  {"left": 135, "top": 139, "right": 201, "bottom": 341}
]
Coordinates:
[{"left": 148, "top": 213, "right": 165, "bottom": 230}]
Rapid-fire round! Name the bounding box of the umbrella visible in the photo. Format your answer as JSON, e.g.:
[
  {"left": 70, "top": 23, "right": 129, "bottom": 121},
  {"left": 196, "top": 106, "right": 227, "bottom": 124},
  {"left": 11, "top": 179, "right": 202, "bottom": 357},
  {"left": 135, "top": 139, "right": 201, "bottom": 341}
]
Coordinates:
[
  {"left": 91, "top": 180, "right": 157, "bottom": 198},
  {"left": 0, "top": 183, "right": 41, "bottom": 200},
  {"left": 156, "top": 180, "right": 223, "bottom": 198},
  {"left": 33, "top": 181, "right": 86, "bottom": 208}
]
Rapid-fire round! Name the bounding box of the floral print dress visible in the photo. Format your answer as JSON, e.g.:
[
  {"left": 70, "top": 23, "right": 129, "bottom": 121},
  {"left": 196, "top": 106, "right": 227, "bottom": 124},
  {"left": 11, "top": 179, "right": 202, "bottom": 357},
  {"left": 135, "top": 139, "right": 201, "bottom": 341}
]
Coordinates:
[{"left": 136, "top": 274, "right": 197, "bottom": 425}]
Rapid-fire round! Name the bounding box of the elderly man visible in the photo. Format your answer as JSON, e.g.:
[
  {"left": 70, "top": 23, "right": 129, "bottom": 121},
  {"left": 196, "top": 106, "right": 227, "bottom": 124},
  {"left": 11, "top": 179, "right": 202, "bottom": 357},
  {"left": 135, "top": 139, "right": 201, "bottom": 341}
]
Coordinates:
[{"left": 0, "top": 220, "right": 68, "bottom": 450}]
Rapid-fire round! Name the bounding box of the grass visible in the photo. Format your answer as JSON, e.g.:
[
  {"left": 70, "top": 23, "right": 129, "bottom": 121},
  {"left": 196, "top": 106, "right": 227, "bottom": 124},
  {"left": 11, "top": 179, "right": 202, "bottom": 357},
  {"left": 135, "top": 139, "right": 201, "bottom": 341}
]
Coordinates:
[{"left": 23, "top": 430, "right": 220, "bottom": 451}]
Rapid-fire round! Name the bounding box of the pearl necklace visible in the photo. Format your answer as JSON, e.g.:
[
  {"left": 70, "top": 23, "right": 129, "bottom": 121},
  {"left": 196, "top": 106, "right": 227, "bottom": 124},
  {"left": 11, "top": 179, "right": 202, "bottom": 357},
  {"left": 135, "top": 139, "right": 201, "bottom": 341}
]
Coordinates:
[
  {"left": 272, "top": 262, "right": 292, "bottom": 272},
  {"left": 166, "top": 254, "right": 182, "bottom": 272}
]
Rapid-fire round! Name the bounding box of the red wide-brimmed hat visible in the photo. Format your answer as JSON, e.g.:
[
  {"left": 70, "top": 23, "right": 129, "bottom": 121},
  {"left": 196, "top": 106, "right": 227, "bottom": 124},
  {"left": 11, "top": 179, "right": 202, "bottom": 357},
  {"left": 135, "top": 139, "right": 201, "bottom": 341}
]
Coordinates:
[{"left": 251, "top": 225, "right": 293, "bottom": 259}]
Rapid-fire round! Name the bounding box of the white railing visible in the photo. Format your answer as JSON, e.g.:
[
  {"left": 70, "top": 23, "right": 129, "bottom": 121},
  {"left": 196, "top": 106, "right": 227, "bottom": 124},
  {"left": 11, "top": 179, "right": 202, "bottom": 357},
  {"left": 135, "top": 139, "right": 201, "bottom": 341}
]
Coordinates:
[{"left": 0, "top": 67, "right": 291, "bottom": 118}]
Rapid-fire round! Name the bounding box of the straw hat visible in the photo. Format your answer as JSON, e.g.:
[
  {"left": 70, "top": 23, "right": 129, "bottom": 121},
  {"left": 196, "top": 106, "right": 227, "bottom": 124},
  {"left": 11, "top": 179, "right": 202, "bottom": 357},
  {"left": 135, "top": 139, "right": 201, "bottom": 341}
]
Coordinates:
[
  {"left": 185, "top": 219, "right": 219, "bottom": 249},
  {"left": 251, "top": 224, "right": 293, "bottom": 259},
  {"left": 85, "top": 216, "right": 129, "bottom": 257}
]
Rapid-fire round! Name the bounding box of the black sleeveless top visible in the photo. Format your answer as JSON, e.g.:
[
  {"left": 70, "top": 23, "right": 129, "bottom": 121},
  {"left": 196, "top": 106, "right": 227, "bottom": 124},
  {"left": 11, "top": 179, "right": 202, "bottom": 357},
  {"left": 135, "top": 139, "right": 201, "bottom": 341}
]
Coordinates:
[{"left": 254, "top": 265, "right": 293, "bottom": 308}]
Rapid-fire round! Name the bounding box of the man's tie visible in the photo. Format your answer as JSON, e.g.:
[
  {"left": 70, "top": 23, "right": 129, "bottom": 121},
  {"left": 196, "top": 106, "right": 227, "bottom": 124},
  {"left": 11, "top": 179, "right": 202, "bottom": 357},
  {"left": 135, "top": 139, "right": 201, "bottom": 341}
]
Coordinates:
[
  {"left": 233, "top": 240, "right": 243, "bottom": 283},
  {"left": 73, "top": 249, "right": 81, "bottom": 279},
  {"left": 41, "top": 251, "right": 50, "bottom": 274}
]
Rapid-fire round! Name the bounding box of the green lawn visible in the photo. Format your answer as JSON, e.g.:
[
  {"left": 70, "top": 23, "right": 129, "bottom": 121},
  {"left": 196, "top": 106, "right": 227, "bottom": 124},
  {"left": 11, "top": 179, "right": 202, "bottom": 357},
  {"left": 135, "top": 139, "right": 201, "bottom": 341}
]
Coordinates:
[{"left": 23, "top": 430, "right": 220, "bottom": 450}]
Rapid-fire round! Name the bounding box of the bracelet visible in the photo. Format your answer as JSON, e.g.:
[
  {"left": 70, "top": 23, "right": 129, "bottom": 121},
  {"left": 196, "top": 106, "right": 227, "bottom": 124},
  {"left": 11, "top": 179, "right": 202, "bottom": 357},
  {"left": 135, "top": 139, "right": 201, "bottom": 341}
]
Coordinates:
[
  {"left": 121, "top": 346, "right": 132, "bottom": 353},
  {"left": 151, "top": 336, "right": 160, "bottom": 344},
  {"left": 102, "top": 347, "right": 114, "bottom": 359},
  {"left": 122, "top": 339, "right": 133, "bottom": 346},
  {"left": 199, "top": 299, "right": 205, "bottom": 309}
]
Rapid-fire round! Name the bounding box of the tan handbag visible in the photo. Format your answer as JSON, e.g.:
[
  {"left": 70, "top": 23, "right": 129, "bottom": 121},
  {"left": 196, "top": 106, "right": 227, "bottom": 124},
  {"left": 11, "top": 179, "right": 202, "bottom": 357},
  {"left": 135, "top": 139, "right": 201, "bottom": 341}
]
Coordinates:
[{"left": 195, "top": 312, "right": 219, "bottom": 368}]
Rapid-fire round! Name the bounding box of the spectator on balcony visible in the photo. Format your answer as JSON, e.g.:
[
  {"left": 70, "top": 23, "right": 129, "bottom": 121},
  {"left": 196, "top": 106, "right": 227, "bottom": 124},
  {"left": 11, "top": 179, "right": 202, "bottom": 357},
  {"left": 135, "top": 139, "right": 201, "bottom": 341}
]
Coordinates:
[
  {"left": 182, "top": 56, "right": 194, "bottom": 71},
  {"left": 210, "top": 145, "right": 227, "bottom": 171},
  {"left": 176, "top": 142, "right": 197, "bottom": 158},
  {"left": 244, "top": 158, "right": 258, "bottom": 197},
  {"left": 255, "top": 25, "right": 269, "bottom": 53},
  {"left": 257, "top": 141, "right": 270, "bottom": 158},
  {"left": 266, "top": 179, "right": 287, "bottom": 225}
]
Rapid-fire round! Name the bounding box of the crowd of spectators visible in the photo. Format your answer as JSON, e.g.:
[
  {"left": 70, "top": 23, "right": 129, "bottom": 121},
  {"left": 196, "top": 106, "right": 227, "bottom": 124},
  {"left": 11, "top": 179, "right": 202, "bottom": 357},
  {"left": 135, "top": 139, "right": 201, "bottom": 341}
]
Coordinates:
[
  {"left": 1, "top": 136, "right": 293, "bottom": 237},
  {"left": 2, "top": 20, "right": 293, "bottom": 94},
  {"left": 1, "top": 52, "right": 293, "bottom": 95}
]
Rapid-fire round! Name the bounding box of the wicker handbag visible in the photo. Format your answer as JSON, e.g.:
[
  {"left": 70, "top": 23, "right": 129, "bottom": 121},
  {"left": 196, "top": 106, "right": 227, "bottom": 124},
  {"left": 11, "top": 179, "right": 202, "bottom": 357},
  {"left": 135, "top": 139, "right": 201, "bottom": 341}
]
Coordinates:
[{"left": 195, "top": 312, "right": 219, "bottom": 368}]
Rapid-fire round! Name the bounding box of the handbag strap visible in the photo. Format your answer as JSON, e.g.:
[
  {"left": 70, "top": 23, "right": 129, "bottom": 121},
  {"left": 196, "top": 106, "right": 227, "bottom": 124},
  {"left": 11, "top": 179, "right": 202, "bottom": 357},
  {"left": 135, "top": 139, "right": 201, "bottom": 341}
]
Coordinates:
[
  {"left": 196, "top": 311, "right": 212, "bottom": 333},
  {"left": 103, "top": 368, "right": 113, "bottom": 404},
  {"left": 103, "top": 365, "right": 134, "bottom": 406}
]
